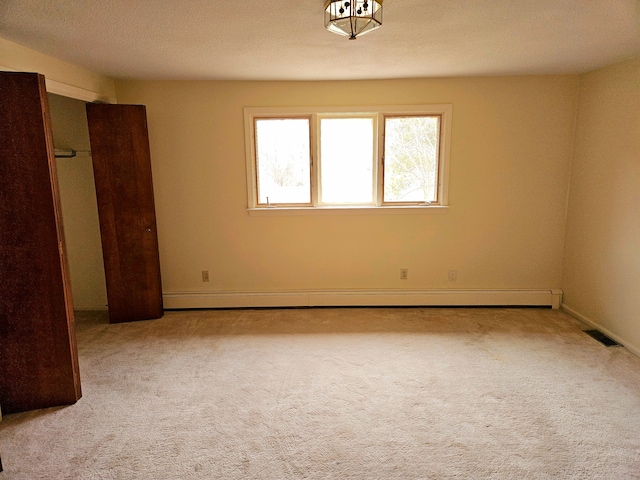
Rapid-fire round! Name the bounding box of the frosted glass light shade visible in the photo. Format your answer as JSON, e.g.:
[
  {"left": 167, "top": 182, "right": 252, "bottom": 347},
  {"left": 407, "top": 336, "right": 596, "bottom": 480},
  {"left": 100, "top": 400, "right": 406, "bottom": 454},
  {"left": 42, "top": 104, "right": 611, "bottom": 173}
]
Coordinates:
[{"left": 324, "top": 0, "right": 383, "bottom": 40}]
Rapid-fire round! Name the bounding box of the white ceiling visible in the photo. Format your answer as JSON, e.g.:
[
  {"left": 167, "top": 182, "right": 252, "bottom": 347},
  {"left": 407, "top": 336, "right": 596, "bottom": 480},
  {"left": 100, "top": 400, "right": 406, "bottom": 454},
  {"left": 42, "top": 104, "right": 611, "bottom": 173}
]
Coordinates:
[{"left": 1, "top": 0, "right": 639, "bottom": 81}]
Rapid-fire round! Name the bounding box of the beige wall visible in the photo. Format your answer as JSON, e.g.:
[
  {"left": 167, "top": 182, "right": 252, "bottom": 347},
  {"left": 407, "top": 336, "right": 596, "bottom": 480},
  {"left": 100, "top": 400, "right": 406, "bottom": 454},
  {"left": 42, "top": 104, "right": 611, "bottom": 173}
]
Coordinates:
[
  {"left": 49, "top": 93, "right": 107, "bottom": 309},
  {"left": 0, "top": 37, "right": 116, "bottom": 102},
  {"left": 115, "top": 76, "right": 579, "bottom": 297},
  {"left": 4, "top": 34, "right": 639, "bottom": 347},
  {"left": 562, "top": 57, "right": 640, "bottom": 354}
]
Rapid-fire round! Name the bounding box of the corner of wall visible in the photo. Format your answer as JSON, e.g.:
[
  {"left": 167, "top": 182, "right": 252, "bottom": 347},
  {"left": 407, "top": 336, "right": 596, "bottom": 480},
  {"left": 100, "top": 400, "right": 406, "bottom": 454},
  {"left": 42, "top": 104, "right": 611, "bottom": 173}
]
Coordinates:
[{"left": 0, "top": 37, "right": 116, "bottom": 103}]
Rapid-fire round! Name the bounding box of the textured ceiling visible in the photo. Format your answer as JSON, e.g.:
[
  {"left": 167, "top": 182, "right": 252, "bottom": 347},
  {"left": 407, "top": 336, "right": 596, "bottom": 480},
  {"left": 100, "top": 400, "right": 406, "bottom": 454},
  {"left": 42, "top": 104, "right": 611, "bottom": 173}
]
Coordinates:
[{"left": 1, "top": 0, "right": 639, "bottom": 80}]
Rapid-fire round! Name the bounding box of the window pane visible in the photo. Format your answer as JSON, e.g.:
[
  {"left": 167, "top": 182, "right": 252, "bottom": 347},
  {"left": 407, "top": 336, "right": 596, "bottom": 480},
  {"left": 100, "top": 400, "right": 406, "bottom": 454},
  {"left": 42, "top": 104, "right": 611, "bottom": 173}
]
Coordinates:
[
  {"left": 255, "top": 118, "right": 310, "bottom": 204},
  {"left": 384, "top": 116, "right": 440, "bottom": 203},
  {"left": 320, "top": 117, "right": 374, "bottom": 204}
]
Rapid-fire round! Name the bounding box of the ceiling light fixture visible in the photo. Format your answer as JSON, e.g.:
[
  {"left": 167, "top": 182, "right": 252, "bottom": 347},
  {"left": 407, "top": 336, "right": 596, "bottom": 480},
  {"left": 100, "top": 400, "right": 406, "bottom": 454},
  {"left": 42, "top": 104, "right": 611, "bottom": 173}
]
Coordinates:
[{"left": 324, "top": 0, "right": 383, "bottom": 40}]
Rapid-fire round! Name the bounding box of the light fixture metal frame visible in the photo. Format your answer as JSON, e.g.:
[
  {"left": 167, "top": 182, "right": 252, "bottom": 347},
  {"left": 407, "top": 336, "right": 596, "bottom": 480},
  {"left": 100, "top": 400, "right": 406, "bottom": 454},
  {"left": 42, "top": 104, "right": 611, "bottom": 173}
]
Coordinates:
[{"left": 324, "top": 0, "right": 383, "bottom": 40}]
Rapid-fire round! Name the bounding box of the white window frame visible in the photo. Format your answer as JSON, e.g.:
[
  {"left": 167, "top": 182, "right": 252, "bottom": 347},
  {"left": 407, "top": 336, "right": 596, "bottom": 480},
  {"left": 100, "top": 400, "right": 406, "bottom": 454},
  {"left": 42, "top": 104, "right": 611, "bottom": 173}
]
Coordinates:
[
  {"left": 244, "top": 104, "right": 452, "bottom": 216},
  {"left": 253, "top": 115, "right": 313, "bottom": 207},
  {"left": 317, "top": 113, "right": 378, "bottom": 207}
]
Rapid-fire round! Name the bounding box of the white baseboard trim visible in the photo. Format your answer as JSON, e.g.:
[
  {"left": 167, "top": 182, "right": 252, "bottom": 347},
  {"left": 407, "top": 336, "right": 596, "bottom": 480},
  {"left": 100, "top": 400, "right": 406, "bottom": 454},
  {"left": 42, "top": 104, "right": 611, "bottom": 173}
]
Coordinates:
[
  {"left": 561, "top": 303, "right": 640, "bottom": 358},
  {"left": 163, "top": 289, "right": 563, "bottom": 310}
]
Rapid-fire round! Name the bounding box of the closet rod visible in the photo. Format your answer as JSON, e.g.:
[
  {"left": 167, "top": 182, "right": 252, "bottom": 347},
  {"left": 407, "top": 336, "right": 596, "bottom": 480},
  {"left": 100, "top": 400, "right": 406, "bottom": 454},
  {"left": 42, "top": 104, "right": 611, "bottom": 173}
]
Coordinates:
[{"left": 54, "top": 149, "right": 92, "bottom": 158}]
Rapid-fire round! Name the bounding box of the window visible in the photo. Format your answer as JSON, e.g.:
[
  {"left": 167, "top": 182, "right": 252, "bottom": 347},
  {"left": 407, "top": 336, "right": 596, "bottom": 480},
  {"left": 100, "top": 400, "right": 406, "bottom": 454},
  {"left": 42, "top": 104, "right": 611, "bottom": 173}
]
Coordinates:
[
  {"left": 383, "top": 115, "right": 441, "bottom": 204},
  {"left": 244, "top": 105, "right": 452, "bottom": 213},
  {"left": 320, "top": 116, "right": 375, "bottom": 205},
  {"left": 254, "top": 117, "right": 311, "bottom": 205}
]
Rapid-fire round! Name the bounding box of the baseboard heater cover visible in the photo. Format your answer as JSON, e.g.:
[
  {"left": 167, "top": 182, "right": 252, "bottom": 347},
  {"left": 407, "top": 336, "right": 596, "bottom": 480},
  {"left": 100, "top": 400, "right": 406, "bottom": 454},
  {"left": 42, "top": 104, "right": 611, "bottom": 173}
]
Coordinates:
[{"left": 163, "top": 289, "right": 563, "bottom": 310}]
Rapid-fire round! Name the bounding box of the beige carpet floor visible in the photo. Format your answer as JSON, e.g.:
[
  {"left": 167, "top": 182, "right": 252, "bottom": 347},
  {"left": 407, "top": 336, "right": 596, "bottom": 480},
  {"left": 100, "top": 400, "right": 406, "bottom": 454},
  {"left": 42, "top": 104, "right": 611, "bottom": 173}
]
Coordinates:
[{"left": 1, "top": 307, "right": 640, "bottom": 479}]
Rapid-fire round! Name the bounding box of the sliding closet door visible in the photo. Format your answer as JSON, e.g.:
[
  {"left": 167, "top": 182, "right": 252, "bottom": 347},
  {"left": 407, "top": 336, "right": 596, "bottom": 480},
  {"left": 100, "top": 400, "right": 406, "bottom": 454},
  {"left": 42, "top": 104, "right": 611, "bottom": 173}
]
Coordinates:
[
  {"left": 0, "top": 72, "right": 82, "bottom": 413},
  {"left": 86, "top": 104, "right": 163, "bottom": 323}
]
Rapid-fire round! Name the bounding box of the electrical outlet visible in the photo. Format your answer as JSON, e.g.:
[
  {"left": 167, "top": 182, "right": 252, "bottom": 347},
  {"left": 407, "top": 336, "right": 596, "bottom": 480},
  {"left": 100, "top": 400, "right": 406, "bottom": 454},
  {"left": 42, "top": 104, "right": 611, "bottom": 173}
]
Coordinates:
[
  {"left": 400, "top": 268, "right": 408, "bottom": 280},
  {"left": 202, "top": 270, "right": 210, "bottom": 282},
  {"left": 448, "top": 269, "right": 457, "bottom": 281}
]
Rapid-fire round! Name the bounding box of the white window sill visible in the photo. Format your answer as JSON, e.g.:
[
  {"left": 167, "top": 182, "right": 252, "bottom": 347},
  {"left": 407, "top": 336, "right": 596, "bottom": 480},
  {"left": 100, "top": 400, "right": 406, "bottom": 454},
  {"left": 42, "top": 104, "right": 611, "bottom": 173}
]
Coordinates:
[{"left": 247, "top": 205, "right": 449, "bottom": 216}]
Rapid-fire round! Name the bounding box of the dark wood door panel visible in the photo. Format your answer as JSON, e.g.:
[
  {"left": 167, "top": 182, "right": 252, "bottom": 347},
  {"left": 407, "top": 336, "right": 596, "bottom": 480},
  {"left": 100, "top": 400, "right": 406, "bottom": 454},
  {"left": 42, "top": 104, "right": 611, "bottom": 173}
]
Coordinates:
[
  {"left": 0, "top": 72, "right": 81, "bottom": 413},
  {"left": 86, "top": 104, "right": 163, "bottom": 323}
]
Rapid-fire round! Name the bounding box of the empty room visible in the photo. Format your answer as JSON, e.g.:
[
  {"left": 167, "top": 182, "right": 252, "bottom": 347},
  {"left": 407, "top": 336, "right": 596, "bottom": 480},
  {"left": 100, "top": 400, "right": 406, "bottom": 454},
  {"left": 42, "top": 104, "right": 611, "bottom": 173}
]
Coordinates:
[{"left": 1, "top": 1, "right": 639, "bottom": 478}]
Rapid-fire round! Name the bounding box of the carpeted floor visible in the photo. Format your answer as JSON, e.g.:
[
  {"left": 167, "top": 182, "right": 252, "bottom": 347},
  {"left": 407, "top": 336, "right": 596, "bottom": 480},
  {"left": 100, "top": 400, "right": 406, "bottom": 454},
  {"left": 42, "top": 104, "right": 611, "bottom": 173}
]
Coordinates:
[{"left": 1, "top": 307, "right": 640, "bottom": 479}]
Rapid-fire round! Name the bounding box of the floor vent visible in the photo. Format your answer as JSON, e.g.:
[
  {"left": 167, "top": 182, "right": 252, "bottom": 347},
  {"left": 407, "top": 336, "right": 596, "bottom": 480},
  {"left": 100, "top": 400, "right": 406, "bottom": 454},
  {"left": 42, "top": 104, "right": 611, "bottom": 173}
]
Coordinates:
[{"left": 584, "top": 329, "right": 621, "bottom": 347}]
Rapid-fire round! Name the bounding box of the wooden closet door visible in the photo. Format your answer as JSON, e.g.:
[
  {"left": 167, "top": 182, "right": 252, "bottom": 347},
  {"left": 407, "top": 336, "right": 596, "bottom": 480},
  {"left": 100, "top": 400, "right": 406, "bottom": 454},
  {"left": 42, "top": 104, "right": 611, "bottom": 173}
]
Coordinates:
[
  {"left": 0, "top": 72, "right": 81, "bottom": 413},
  {"left": 86, "top": 104, "right": 163, "bottom": 323}
]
